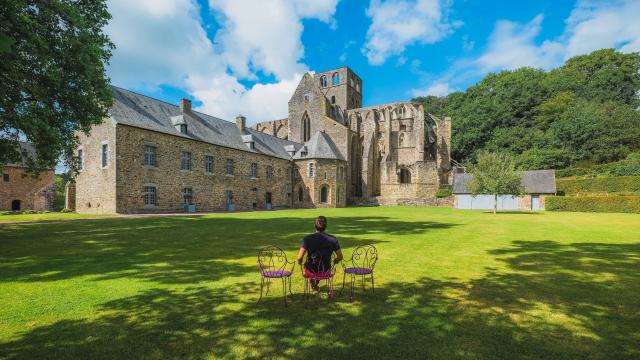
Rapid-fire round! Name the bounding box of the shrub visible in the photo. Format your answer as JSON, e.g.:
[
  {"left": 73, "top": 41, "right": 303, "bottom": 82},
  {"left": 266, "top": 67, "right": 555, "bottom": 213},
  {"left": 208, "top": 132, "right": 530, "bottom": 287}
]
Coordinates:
[
  {"left": 435, "top": 188, "right": 452, "bottom": 198},
  {"left": 556, "top": 176, "right": 640, "bottom": 194},
  {"left": 546, "top": 196, "right": 640, "bottom": 213}
]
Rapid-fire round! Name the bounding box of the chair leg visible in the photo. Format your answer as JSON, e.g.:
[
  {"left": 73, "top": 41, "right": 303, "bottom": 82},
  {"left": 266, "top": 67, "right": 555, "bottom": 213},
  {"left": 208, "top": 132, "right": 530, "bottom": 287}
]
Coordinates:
[
  {"left": 349, "top": 274, "right": 356, "bottom": 301},
  {"left": 258, "top": 277, "right": 264, "bottom": 303},
  {"left": 340, "top": 271, "right": 346, "bottom": 296},
  {"left": 288, "top": 276, "right": 294, "bottom": 296},
  {"left": 265, "top": 277, "right": 271, "bottom": 297},
  {"left": 282, "top": 278, "right": 287, "bottom": 307},
  {"left": 371, "top": 273, "right": 375, "bottom": 295},
  {"left": 361, "top": 274, "right": 366, "bottom": 293}
]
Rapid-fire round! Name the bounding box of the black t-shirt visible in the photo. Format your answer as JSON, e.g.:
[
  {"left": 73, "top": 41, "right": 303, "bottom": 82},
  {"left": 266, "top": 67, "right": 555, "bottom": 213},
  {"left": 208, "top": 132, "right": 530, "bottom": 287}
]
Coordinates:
[{"left": 301, "top": 232, "right": 340, "bottom": 273}]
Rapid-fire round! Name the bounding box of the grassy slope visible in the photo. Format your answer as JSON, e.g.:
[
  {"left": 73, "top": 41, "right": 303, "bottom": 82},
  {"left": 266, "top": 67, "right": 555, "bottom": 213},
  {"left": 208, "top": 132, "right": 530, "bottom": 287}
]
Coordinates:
[
  {"left": 0, "top": 212, "right": 112, "bottom": 223},
  {"left": 0, "top": 207, "right": 638, "bottom": 359}
]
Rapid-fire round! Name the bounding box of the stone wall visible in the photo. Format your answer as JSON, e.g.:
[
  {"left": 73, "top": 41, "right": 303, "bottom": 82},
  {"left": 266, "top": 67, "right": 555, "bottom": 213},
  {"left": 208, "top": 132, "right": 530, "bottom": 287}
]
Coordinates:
[
  {"left": 75, "top": 119, "right": 118, "bottom": 214},
  {"left": 292, "top": 158, "right": 347, "bottom": 208},
  {"left": 253, "top": 118, "right": 289, "bottom": 140},
  {"left": 114, "top": 124, "right": 293, "bottom": 213},
  {"left": 0, "top": 166, "right": 55, "bottom": 211}
]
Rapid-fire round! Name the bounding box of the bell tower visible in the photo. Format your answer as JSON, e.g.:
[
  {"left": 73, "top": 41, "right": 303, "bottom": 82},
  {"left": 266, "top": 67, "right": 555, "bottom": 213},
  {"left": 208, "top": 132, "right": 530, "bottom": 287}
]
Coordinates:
[{"left": 315, "top": 67, "right": 362, "bottom": 110}]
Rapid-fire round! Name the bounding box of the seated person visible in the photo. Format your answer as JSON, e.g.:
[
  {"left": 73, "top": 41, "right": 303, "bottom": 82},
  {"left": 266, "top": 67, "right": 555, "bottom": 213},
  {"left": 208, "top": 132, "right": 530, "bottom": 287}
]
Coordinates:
[{"left": 297, "top": 216, "right": 343, "bottom": 291}]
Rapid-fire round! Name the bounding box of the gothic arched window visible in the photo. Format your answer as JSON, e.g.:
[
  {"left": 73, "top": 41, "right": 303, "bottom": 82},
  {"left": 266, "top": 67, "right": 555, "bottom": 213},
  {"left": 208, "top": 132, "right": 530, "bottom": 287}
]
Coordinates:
[
  {"left": 302, "top": 112, "right": 311, "bottom": 142},
  {"left": 298, "top": 186, "right": 304, "bottom": 202},
  {"left": 332, "top": 72, "right": 340, "bottom": 86},
  {"left": 320, "top": 75, "right": 327, "bottom": 87}
]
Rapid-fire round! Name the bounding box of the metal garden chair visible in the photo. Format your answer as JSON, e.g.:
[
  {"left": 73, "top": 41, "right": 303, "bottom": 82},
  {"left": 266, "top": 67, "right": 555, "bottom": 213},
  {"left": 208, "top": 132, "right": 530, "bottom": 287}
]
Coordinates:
[
  {"left": 257, "top": 246, "right": 295, "bottom": 306},
  {"left": 341, "top": 245, "right": 378, "bottom": 300},
  {"left": 300, "top": 251, "right": 338, "bottom": 307}
]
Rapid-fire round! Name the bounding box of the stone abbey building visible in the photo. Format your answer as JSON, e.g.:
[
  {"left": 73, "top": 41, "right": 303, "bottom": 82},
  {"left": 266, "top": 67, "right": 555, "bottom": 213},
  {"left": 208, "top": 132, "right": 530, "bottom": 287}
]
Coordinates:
[{"left": 72, "top": 67, "right": 452, "bottom": 214}]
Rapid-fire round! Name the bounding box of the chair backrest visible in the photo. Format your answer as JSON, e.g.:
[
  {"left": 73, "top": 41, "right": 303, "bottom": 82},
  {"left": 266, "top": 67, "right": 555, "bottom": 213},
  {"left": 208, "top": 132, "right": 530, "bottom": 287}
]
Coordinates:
[
  {"left": 258, "top": 246, "right": 289, "bottom": 273},
  {"left": 349, "top": 245, "right": 378, "bottom": 270},
  {"left": 305, "top": 250, "right": 337, "bottom": 275}
]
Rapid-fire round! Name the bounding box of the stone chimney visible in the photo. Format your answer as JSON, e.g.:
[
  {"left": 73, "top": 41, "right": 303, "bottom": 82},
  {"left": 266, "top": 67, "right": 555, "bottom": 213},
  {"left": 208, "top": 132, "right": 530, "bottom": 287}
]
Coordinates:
[
  {"left": 180, "top": 98, "right": 192, "bottom": 113},
  {"left": 236, "top": 115, "right": 246, "bottom": 131}
]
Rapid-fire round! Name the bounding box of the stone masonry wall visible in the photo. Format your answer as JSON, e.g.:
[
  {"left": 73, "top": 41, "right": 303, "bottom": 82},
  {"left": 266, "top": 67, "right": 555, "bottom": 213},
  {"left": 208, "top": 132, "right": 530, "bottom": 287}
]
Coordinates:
[
  {"left": 75, "top": 119, "right": 118, "bottom": 214},
  {"left": 292, "top": 158, "right": 347, "bottom": 208},
  {"left": 115, "top": 124, "right": 293, "bottom": 213},
  {"left": 0, "top": 166, "right": 55, "bottom": 211}
]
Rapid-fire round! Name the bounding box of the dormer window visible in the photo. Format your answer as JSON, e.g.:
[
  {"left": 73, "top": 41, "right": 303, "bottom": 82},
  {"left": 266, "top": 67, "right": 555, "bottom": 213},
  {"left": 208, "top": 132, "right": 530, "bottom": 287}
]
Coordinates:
[{"left": 180, "top": 124, "right": 187, "bottom": 134}]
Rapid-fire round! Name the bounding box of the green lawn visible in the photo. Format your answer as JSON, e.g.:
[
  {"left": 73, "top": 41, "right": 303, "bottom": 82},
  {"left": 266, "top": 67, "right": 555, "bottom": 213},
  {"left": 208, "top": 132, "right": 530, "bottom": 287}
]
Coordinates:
[
  {"left": 0, "top": 207, "right": 638, "bottom": 359},
  {"left": 0, "top": 212, "right": 112, "bottom": 223}
]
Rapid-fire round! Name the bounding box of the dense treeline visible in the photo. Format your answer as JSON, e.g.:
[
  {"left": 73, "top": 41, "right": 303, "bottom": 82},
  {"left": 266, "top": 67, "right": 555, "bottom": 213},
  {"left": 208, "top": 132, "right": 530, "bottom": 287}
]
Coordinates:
[{"left": 415, "top": 49, "right": 640, "bottom": 172}]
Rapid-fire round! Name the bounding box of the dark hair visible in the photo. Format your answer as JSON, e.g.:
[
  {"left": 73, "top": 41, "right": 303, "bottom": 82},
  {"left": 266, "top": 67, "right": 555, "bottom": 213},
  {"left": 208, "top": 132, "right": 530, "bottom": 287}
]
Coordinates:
[{"left": 314, "top": 216, "right": 327, "bottom": 232}]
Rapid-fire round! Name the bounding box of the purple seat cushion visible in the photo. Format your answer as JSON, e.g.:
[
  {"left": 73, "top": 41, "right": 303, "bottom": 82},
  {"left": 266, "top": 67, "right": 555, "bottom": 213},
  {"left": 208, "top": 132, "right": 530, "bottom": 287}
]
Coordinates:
[
  {"left": 262, "top": 270, "right": 292, "bottom": 278},
  {"left": 344, "top": 267, "right": 373, "bottom": 275}
]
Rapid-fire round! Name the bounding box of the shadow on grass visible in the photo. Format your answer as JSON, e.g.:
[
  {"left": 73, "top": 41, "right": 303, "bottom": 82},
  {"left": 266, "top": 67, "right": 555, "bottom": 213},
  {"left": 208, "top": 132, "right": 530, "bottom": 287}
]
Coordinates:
[
  {"left": 0, "top": 216, "right": 454, "bottom": 284},
  {"left": 0, "top": 238, "right": 638, "bottom": 358}
]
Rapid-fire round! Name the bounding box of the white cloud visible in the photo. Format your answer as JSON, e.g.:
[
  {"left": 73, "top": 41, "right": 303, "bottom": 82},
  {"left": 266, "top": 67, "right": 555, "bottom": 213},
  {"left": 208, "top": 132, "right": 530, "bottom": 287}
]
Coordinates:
[
  {"left": 564, "top": 0, "right": 640, "bottom": 57},
  {"left": 363, "top": 0, "right": 458, "bottom": 65},
  {"left": 410, "top": 82, "right": 453, "bottom": 97},
  {"left": 423, "top": 0, "right": 640, "bottom": 95},
  {"left": 210, "top": 0, "right": 338, "bottom": 80},
  {"left": 105, "top": 0, "right": 339, "bottom": 123},
  {"left": 476, "top": 15, "right": 564, "bottom": 72}
]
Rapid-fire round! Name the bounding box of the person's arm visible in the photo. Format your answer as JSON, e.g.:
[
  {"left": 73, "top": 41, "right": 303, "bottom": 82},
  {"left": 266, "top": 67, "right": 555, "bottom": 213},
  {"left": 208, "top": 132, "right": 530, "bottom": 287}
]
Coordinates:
[
  {"left": 296, "top": 247, "right": 306, "bottom": 265},
  {"left": 334, "top": 248, "right": 343, "bottom": 264}
]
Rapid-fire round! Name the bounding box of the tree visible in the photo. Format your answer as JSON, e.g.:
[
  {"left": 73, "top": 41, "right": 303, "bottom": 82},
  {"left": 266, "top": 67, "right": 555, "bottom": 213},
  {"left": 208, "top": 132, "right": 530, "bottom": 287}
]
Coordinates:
[
  {"left": 413, "top": 49, "right": 640, "bottom": 170},
  {"left": 468, "top": 151, "right": 522, "bottom": 214},
  {"left": 0, "top": 0, "right": 114, "bottom": 175}
]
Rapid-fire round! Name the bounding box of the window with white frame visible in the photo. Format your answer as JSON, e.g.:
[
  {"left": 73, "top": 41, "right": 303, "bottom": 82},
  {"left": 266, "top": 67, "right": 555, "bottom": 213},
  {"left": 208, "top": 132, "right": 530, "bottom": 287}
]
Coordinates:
[
  {"left": 205, "top": 155, "right": 214, "bottom": 173},
  {"left": 182, "top": 187, "right": 193, "bottom": 205},
  {"left": 250, "top": 163, "right": 258, "bottom": 178},
  {"left": 226, "top": 159, "right": 234, "bottom": 175},
  {"left": 144, "top": 145, "right": 157, "bottom": 167},
  {"left": 308, "top": 163, "right": 314, "bottom": 177},
  {"left": 143, "top": 186, "right": 157, "bottom": 206},
  {"left": 267, "top": 165, "right": 273, "bottom": 179},
  {"left": 101, "top": 144, "right": 108, "bottom": 168},
  {"left": 181, "top": 151, "right": 192, "bottom": 170}
]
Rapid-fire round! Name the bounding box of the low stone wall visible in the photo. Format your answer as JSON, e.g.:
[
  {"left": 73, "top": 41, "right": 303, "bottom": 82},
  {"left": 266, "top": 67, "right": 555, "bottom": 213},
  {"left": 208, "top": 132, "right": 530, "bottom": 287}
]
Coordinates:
[{"left": 349, "top": 196, "right": 453, "bottom": 207}]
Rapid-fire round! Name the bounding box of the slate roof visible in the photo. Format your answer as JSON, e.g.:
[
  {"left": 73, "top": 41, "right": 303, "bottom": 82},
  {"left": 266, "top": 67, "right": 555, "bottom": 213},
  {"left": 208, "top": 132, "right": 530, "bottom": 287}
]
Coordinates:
[
  {"left": 292, "top": 131, "right": 345, "bottom": 161},
  {"left": 453, "top": 170, "right": 556, "bottom": 194},
  {"left": 110, "top": 86, "right": 302, "bottom": 160}
]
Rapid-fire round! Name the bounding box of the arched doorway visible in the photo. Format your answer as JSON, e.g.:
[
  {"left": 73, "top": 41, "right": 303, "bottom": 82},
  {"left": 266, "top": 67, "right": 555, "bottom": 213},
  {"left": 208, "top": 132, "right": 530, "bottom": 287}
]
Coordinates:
[{"left": 11, "top": 200, "right": 21, "bottom": 211}]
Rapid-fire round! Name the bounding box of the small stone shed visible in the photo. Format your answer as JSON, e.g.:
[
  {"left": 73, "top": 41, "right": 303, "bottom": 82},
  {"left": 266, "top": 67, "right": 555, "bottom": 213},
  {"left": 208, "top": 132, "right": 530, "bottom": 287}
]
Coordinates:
[{"left": 453, "top": 170, "right": 556, "bottom": 210}]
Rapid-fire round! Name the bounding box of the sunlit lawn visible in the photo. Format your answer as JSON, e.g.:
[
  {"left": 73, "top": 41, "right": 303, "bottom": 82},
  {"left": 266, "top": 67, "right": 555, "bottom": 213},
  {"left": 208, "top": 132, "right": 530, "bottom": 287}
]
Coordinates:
[
  {"left": 0, "top": 207, "right": 638, "bottom": 359},
  {"left": 0, "top": 212, "right": 112, "bottom": 223}
]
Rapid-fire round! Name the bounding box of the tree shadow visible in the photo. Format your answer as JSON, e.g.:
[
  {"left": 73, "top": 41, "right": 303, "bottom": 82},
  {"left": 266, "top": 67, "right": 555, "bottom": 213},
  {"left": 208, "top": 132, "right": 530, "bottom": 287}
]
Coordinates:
[
  {"left": 4, "top": 271, "right": 637, "bottom": 359},
  {"left": 0, "top": 216, "right": 456, "bottom": 284}
]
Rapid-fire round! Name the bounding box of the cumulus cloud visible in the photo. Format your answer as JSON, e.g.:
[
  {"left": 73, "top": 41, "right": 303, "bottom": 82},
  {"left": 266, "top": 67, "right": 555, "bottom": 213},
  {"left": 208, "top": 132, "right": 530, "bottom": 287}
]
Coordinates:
[
  {"left": 363, "top": 0, "right": 458, "bottom": 65},
  {"left": 564, "top": 0, "right": 640, "bottom": 57},
  {"left": 410, "top": 82, "right": 453, "bottom": 97},
  {"left": 105, "top": 0, "right": 338, "bottom": 123},
  {"left": 420, "top": 0, "right": 640, "bottom": 97},
  {"left": 476, "top": 0, "right": 640, "bottom": 73}
]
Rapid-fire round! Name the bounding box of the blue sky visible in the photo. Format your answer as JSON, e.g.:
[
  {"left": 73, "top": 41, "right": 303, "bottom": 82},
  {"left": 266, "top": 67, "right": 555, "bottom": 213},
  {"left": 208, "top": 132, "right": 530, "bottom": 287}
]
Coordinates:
[{"left": 104, "top": 0, "right": 640, "bottom": 124}]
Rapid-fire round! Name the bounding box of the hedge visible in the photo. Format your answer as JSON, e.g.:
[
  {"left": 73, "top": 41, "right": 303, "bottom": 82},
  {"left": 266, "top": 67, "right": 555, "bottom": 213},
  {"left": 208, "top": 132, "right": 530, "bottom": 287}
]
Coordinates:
[
  {"left": 546, "top": 196, "right": 640, "bottom": 214},
  {"left": 556, "top": 176, "right": 640, "bottom": 195}
]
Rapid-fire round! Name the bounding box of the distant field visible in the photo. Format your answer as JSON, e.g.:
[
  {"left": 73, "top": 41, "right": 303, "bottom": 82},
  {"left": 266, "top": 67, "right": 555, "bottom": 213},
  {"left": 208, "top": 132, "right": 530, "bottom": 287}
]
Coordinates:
[{"left": 1, "top": 207, "right": 638, "bottom": 359}]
